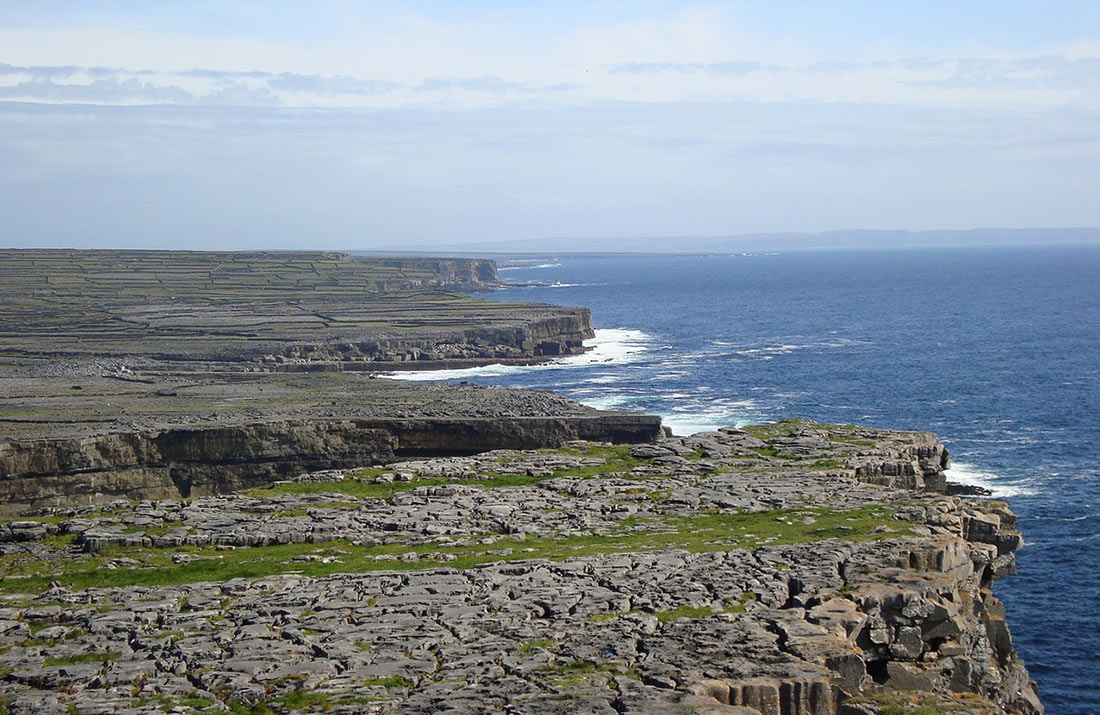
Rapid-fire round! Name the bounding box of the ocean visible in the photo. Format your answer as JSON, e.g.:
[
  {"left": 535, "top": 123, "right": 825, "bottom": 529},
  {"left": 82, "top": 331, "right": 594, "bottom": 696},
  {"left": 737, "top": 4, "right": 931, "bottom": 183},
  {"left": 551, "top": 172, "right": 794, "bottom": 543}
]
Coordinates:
[{"left": 390, "top": 243, "right": 1100, "bottom": 714}]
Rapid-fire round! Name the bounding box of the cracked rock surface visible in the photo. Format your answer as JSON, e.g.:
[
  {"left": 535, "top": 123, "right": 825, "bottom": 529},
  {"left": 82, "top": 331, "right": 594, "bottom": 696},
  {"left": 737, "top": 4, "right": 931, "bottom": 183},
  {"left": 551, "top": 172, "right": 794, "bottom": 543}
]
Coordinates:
[{"left": 0, "top": 421, "right": 1041, "bottom": 714}]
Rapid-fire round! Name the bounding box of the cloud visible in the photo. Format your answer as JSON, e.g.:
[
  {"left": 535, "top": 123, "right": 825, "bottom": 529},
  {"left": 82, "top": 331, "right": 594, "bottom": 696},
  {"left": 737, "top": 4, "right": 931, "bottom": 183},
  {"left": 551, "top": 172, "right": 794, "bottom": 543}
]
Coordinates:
[
  {"left": 414, "top": 76, "right": 578, "bottom": 95},
  {"left": 610, "top": 61, "right": 763, "bottom": 75},
  {"left": 1, "top": 52, "right": 1096, "bottom": 111},
  {"left": 0, "top": 76, "right": 193, "bottom": 104},
  {"left": 268, "top": 73, "right": 398, "bottom": 95},
  {"left": 908, "top": 55, "right": 1100, "bottom": 91}
]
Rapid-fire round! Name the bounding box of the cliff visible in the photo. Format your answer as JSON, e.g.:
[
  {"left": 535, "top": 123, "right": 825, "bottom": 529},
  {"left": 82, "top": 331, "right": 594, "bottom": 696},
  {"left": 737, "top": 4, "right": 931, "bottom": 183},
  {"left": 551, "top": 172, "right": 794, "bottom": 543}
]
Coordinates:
[
  {"left": 0, "top": 414, "right": 661, "bottom": 516},
  {"left": 0, "top": 250, "right": 592, "bottom": 371},
  {"left": 0, "top": 421, "right": 1040, "bottom": 714},
  {"left": 272, "top": 311, "right": 594, "bottom": 367}
]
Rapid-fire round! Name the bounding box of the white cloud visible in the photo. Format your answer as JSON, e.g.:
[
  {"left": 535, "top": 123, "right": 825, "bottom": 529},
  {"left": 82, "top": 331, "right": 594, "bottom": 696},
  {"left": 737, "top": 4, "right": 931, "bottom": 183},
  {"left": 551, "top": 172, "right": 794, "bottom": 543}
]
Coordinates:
[
  {"left": 0, "top": 51, "right": 1096, "bottom": 111},
  {"left": 1, "top": 4, "right": 1097, "bottom": 111}
]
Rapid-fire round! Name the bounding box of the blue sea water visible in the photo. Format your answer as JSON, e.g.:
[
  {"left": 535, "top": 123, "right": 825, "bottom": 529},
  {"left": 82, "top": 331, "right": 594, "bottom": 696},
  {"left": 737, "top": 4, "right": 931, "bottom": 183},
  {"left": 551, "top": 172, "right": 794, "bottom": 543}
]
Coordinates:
[{"left": 393, "top": 243, "right": 1100, "bottom": 714}]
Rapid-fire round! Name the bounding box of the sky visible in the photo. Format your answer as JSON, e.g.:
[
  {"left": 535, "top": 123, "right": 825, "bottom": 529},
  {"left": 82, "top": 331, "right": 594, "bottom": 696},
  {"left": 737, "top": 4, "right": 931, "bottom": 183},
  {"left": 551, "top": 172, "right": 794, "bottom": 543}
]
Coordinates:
[{"left": 1, "top": 1, "right": 1099, "bottom": 250}]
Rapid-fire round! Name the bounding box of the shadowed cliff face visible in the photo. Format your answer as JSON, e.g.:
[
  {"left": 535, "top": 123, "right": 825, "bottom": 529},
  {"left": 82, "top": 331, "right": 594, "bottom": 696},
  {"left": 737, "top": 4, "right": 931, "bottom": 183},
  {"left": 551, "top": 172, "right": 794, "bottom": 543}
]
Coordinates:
[{"left": 0, "top": 415, "right": 662, "bottom": 515}]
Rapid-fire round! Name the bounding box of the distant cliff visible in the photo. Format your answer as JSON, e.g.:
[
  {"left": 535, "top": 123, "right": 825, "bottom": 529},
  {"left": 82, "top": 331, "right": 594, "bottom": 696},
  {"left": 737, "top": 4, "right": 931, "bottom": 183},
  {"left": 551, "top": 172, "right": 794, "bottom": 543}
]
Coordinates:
[
  {"left": 360, "top": 256, "right": 498, "bottom": 290},
  {"left": 0, "top": 250, "right": 591, "bottom": 370}
]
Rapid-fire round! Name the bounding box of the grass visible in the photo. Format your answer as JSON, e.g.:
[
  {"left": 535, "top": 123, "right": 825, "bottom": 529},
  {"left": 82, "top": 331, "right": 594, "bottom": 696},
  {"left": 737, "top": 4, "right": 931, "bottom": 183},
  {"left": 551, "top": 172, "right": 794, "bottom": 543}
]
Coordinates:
[
  {"left": 42, "top": 651, "right": 118, "bottom": 667},
  {"left": 742, "top": 420, "right": 803, "bottom": 439},
  {"left": 841, "top": 692, "right": 992, "bottom": 715},
  {"left": 271, "top": 689, "right": 379, "bottom": 711},
  {"left": 655, "top": 605, "right": 734, "bottom": 622},
  {"left": 517, "top": 638, "right": 555, "bottom": 656},
  {"left": 541, "top": 660, "right": 639, "bottom": 690},
  {"left": 362, "top": 676, "right": 414, "bottom": 688},
  {"left": 243, "top": 445, "right": 652, "bottom": 501},
  {"left": 0, "top": 505, "right": 904, "bottom": 594}
]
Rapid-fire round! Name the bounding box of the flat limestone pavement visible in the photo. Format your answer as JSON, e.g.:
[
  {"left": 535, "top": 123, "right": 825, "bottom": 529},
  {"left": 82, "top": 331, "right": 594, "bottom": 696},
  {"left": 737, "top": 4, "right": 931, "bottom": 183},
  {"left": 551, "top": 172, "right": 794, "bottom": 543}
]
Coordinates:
[{"left": 0, "top": 421, "right": 1042, "bottom": 715}]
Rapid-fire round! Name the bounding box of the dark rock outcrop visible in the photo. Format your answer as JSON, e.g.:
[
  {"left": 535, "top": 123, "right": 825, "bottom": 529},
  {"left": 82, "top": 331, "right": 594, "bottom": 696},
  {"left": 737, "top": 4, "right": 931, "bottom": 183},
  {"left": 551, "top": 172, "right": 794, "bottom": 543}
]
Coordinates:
[{"left": 0, "top": 415, "right": 661, "bottom": 515}]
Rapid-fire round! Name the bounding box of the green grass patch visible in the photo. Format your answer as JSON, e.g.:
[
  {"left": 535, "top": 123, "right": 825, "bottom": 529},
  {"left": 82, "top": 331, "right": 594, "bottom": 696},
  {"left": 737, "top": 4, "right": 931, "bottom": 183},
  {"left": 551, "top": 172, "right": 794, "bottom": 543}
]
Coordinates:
[
  {"left": 517, "top": 638, "right": 554, "bottom": 656},
  {"left": 272, "top": 689, "right": 359, "bottom": 711},
  {"left": 541, "top": 659, "right": 639, "bottom": 690},
  {"left": 362, "top": 676, "right": 414, "bottom": 688},
  {"left": 0, "top": 506, "right": 904, "bottom": 594},
  {"left": 742, "top": 420, "right": 803, "bottom": 439},
  {"left": 656, "top": 603, "right": 749, "bottom": 621},
  {"left": 43, "top": 651, "right": 118, "bottom": 666}
]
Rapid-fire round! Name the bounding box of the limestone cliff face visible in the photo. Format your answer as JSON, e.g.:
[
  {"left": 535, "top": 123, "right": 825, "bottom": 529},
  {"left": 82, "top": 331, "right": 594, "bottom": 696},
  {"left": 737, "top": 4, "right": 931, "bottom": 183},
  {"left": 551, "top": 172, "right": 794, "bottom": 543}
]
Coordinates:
[
  {"left": 278, "top": 309, "right": 596, "bottom": 365},
  {"left": 685, "top": 503, "right": 1040, "bottom": 715},
  {"left": 852, "top": 434, "right": 951, "bottom": 492},
  {"left": 0, "top": 414, "right": 661, "bottom": 515},
  {"left": 362, "top": 257, "right": 498, "bottom": 290},
  {"left": 836, "top": 502, "right": 1039, "bottom": 713}
]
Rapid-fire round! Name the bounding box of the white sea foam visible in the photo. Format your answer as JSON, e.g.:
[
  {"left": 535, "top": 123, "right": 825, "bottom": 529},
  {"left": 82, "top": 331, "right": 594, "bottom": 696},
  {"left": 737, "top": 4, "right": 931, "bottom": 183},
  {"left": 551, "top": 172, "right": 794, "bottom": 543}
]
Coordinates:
[
  {"left": 662, "top": 412, "right": 755, "bottom": 437},
  {"left": 943, "top": 462, "right": 1036, "bottom": 498},
  {"left": 382, "top": 327, "right": 651, "bottom": 382},
  {"left": 732, "top": 337, "right": 871, "bottom": 360},
  {"left": 497, "top": 263, "right": 561, "bottom": 271},
  {"left": 579, "top": 394, "right": 635, "bottom": 412},
  {"left": 580, "top": 375, "right": 622, "bottom": 384},
  {"left": 657, "top": 398, "right": 760, "bottom": 436}
]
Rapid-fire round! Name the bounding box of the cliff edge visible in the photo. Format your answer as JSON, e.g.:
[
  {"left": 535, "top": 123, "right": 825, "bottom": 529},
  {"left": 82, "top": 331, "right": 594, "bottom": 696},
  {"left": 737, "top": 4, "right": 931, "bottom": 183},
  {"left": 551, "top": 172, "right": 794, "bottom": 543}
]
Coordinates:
[{"left": 0, "top": 421, "right": 1041, "bottom": 714}]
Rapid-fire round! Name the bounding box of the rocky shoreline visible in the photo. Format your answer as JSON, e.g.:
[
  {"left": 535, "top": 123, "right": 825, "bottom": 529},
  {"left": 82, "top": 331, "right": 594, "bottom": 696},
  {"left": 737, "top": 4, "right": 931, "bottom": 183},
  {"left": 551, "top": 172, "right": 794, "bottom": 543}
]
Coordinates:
[
  {"left": 0, "top": 251, "right": 1042, "bottom": 713},
  {"left": 0, "top": 421, "right": 1040, "bottom": 714}
]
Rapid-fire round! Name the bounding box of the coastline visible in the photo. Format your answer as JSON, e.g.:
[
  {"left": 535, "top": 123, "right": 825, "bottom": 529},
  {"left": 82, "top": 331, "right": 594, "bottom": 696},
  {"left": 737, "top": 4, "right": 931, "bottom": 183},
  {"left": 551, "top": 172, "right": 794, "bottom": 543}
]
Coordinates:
[
  {"left": 0, "top": 421, "right": 1042, "bottom": 714},
  {"left": 0, "top": 250, "right": 1043, "bottom": 713}
]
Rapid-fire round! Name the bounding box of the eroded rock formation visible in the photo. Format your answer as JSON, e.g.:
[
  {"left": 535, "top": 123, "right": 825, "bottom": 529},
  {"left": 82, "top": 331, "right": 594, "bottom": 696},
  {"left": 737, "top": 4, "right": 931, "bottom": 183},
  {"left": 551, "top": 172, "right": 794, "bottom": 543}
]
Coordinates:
[{"left": 0, "top": 422, "right": 1041, "bottom": 714}]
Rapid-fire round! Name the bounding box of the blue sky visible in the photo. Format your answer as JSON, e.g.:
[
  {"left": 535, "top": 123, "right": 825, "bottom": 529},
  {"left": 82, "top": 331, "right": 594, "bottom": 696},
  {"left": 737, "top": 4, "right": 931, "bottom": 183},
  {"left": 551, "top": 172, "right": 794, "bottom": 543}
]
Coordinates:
[{"left": 1, "top": 1, "right": 1098, "bottom": 249}]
